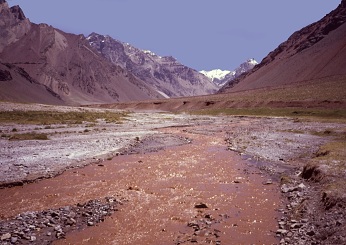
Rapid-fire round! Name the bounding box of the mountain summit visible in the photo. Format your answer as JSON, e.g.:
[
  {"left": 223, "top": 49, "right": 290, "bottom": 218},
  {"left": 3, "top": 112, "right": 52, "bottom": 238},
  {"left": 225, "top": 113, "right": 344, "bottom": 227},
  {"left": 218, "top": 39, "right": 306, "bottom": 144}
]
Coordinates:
[
  {"left": 201, "top": 59, "right": 258, "bottom": 87},
  {"left": 87, "top": 33, "right": 218, "bottom": 98},
  {"left": 0, "top": 1, "right": 31, "bottom": 53}
]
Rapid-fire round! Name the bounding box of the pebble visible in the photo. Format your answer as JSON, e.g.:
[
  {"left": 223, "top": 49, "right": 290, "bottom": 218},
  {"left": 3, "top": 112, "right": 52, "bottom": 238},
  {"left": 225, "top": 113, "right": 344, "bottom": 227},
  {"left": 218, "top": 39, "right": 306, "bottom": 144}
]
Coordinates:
[
  {"left": 296, "top": 183, "right": 306, "bottom": 192},
  {"left": 264, "top": 180, "right": 273, "bottom": 185},
  {"left": 290, "top": 223, "right": 303, "bottom": 229},
  {"left": 278, "top": 221, "right": 286, "bottom": 229},
  {"left": 1, "top": 233, "right": 11, "bottom": 240},
  {"left": 277, "top": 229, "right": 289, "bottom": 235},
  {"left": 281, "top": 183, "right": 306, "bottom": 193},
  {"left": 194, "top": 203, "right": 208, "bottom": 209},
  {"left": 54, "top": 225, "right": 63, "bottom": 232},
  {"left": 10, "top": 237, "right": 18, "bottom": 243}
]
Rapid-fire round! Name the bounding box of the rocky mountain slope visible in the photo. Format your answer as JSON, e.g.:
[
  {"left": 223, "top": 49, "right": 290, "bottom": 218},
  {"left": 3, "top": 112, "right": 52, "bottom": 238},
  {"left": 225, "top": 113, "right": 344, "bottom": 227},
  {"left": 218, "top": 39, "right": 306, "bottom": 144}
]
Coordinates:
[
  {"left": 0, "top": 1, "right": 164, "bottom": 105},
  {"left": 87, "top": 33, "right": 218, "bottom": 98},
  {"left": 0, "top": 62, "right": 65, "bottom": 105},
  {"left": 220, "top": 0, "right": 346, "bottom": 93},
  {"left": 200, "top": 59, "right": 258, "bottom": 87}
]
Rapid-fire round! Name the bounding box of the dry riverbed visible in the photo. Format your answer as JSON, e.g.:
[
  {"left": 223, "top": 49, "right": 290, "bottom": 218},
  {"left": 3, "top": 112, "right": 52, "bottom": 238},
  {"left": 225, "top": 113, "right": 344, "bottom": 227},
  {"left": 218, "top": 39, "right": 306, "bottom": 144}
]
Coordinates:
[
  {"left": 0, "top": 102, "right": 345, "bottom": 244},
  {"left": 0, "top": 103, "right": 196, "bottom": 187}
]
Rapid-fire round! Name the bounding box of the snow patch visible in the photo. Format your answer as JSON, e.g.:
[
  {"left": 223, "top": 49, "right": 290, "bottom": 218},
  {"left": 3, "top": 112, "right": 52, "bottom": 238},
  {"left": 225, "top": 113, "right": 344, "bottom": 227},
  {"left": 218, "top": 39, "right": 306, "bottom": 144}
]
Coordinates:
[
  {"left": 157, "top": 90, "right": 170, "bottom": 98},
  {"left": 200, "top": 69, "right": 231, "bottom": 81},
  {"left": 247, "top": 58, "right": 258, "bottom": 65},
  {"left": 143, "top": 50, "right": 162, "bottom": 58},
  {"left": 143, "top": 50, "right": 156, "bottom": 56}
]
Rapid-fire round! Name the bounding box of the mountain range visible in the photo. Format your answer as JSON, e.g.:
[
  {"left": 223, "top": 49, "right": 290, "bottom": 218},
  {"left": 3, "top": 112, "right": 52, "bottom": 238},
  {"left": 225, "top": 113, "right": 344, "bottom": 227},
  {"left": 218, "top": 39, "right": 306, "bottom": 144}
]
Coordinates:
[
  {"left": 200, "top": 59, "right": 258, "bottom": 87},
  {"left": 87, "top": 33, "right": 218, "bottom": 98},
  {"left": 0, "top": 0, "right": 222, "bottom": 105},
  {"left": 0, "top": 1, "right": 168, "bottom": 105},
  {"left": 98, "top": 0, "right": 346, "bottom": 112},
  {"left": 1, "top": 0, "right": 345, "bottom": 109}
]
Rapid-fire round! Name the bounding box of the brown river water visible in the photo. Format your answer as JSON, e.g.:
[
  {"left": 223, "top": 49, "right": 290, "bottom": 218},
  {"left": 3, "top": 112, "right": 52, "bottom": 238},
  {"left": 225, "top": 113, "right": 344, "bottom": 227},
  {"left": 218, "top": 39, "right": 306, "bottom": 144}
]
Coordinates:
[{"left": 0, "top": 126, "right": 281, "bottom": 244}]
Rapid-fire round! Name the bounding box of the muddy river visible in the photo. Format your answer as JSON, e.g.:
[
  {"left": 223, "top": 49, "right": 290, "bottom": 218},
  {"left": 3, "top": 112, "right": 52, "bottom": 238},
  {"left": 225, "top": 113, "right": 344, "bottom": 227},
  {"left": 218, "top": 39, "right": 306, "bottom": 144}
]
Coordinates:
[{"left": 0, "top": 125, "right": 281, "bottom": 244}]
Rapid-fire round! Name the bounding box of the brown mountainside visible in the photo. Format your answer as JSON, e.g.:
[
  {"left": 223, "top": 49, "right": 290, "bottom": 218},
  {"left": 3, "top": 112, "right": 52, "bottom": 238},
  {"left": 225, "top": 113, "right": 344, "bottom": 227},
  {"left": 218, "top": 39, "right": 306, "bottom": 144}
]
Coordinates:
[
  {"left": 220, "top": 0, "right": 346, "bottom": 94},
  {"left": 88, "top": 33, "right": 218, "bottom": 98},
  {"left": 0, "top": 1, "right": 163, "bottom": 105},
  {"left": 0, "top": 62, "right": 64, "bottom": 105}
]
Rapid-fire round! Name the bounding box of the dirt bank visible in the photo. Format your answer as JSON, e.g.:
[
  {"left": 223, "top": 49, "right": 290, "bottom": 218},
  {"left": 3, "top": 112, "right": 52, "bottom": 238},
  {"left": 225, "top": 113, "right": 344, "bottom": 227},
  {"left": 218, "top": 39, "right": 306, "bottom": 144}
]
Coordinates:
[{"left": 224, "top": 117, "right": 346, "bottom": 244}]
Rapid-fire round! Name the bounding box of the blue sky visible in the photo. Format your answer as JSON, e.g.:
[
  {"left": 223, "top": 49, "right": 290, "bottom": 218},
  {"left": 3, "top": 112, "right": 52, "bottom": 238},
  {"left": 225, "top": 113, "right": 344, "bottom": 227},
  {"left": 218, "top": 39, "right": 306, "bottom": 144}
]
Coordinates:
[{"left": 8, "top": 0, "right": 341, "bottom": 71}]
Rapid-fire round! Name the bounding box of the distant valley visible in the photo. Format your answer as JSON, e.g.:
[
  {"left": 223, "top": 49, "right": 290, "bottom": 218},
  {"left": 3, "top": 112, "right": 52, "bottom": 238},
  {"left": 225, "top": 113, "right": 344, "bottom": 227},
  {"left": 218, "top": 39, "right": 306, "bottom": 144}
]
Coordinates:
[
  {"left": 0, "top": 0, "right": 256, "bottom": 106},
  {"left": 0, "top": 1, "right": 346, "bottom": 244}
]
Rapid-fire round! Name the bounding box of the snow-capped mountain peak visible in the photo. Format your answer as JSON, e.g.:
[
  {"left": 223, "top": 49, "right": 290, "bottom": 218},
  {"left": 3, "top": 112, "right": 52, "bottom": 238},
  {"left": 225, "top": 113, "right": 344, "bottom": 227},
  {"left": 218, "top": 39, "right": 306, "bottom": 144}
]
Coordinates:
[
  {"left": 247, "top": 58, "right": 258, "bottom": 66},
  {"left": 200, "top": 69, "right": 232, "bottom": 81},
  {"left": 201, "top": 59, "right": 258, "bottom": 87},
  {"left": 87, "top": 32, "right": 218, "bottom": 98}
]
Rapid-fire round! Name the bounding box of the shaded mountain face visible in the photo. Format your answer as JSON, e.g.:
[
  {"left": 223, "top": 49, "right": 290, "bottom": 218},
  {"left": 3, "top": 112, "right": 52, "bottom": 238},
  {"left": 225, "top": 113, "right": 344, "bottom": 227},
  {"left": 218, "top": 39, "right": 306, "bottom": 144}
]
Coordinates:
[
  {"left": 87, "top": 33, "right": 218, "bottom": 98},
  {"left": 0, "top": 1, "right": 163, "bottom": 105},
  {"left": 220, "top": 0, "right": 346, "bottom": 93},
  {"left": 0, "top": 62, "right": 65, "bottom": 105},
  {"left": 200, "top": 59, "right": 258, "bottom": 87}
]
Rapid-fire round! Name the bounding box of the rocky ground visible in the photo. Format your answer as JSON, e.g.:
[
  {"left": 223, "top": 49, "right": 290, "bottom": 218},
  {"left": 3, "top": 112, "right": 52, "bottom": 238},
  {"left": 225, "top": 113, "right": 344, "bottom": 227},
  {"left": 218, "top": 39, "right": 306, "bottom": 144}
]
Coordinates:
[
  {"left": 0, "top": 102, "right": 198, "bottom": 187},
  {"left": 0, "top": 197, "right": 121, "bottom": 245},
  {"left": 0, "top": 102, "right": 345, "bottom": 244},
  {"left": 225, "top": 117, "right": 346, "bottom": 244}
]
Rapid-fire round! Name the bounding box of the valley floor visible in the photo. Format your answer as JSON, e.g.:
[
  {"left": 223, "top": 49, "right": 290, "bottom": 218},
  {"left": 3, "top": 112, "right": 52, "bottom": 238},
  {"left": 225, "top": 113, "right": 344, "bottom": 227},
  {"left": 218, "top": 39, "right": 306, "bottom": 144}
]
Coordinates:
[{"left": 0, "top": 102, "right": 345, "bottom": 244}]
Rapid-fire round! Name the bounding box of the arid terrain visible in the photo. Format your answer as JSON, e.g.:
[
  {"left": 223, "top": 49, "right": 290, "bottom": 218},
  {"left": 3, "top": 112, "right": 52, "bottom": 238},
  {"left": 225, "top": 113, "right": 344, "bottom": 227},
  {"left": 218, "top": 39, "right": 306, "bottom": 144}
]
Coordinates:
[
  {"left": 0, "top": 0, "right": 345, "bottom": 244},
  {"left": 0, "top": 102, "right": 345, "bottom": 244}
]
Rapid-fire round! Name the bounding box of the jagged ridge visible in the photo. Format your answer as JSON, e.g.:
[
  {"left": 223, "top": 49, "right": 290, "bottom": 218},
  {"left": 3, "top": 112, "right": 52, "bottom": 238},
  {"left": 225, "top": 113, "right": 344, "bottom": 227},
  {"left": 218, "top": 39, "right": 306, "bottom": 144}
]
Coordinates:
[
  {"left": 87, "top": 33, "right": 218, "bottom": 98},
  {"left": 0, "top": 1, "right": 164, "bottom": 105}
]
